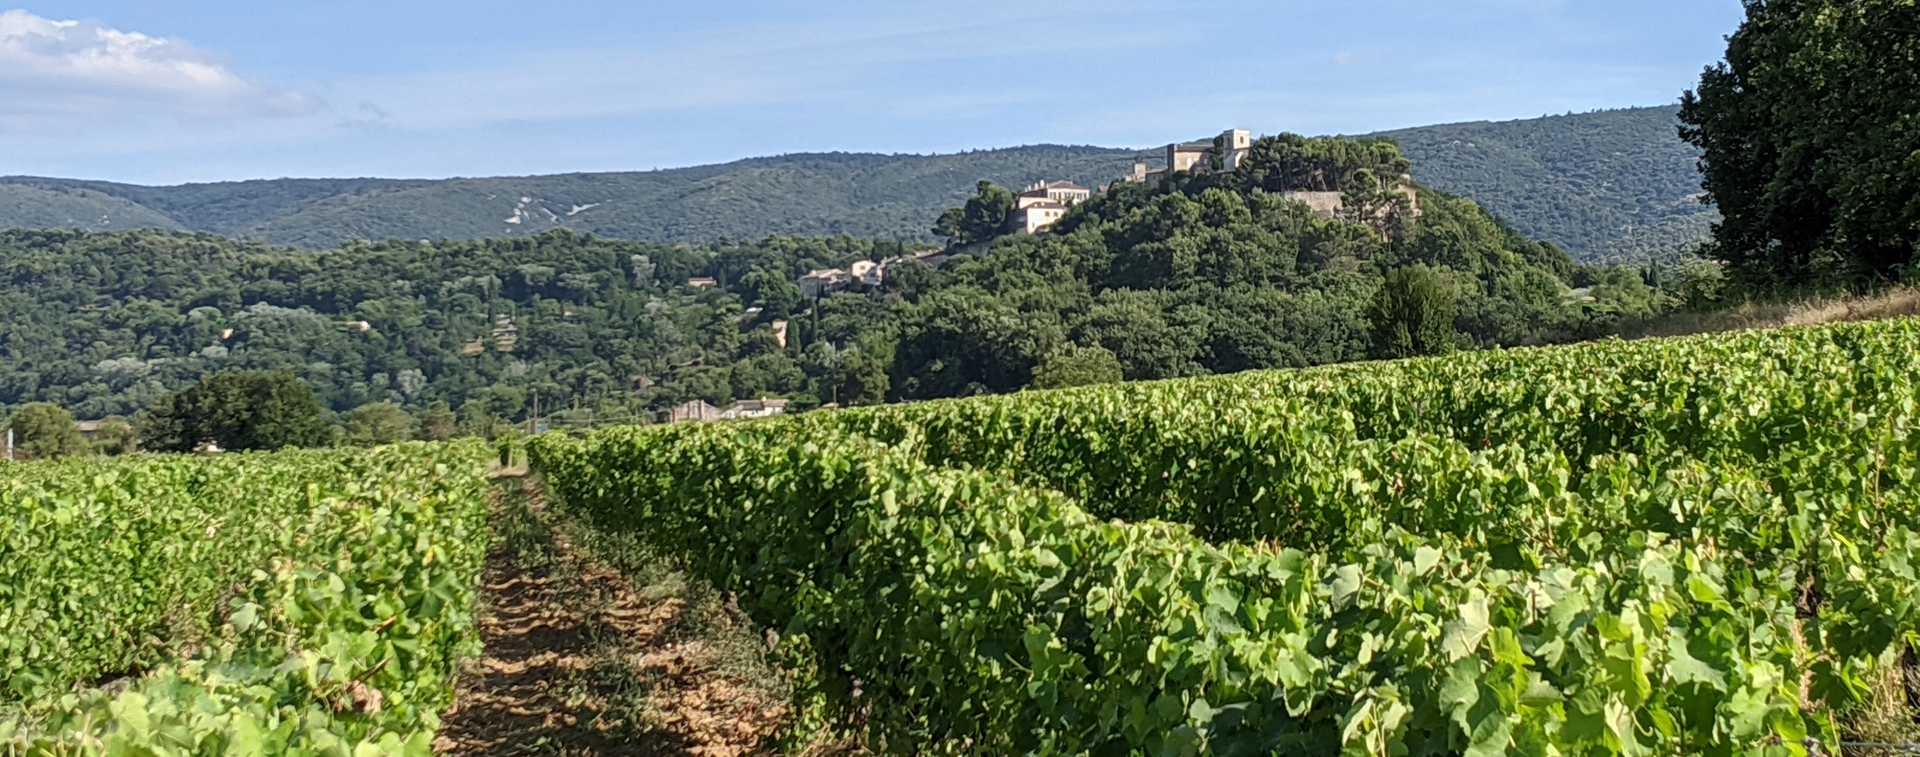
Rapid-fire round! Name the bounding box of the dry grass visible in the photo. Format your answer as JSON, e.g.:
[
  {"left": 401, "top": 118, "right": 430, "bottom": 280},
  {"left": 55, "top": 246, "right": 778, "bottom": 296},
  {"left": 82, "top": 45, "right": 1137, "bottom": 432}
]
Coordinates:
[
  {"left": 1613, "top": 286, "right": 1920, "bottom": 340},
  {"left": 1837, "top": 653, "right": 1920, "bottom": 757}
]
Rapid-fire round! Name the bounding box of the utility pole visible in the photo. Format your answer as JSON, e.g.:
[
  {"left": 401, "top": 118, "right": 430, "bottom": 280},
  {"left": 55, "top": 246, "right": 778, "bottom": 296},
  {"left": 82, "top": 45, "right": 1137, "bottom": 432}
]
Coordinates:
[{"left": 4, "top": 428, "right": 11, "bottom": 461}]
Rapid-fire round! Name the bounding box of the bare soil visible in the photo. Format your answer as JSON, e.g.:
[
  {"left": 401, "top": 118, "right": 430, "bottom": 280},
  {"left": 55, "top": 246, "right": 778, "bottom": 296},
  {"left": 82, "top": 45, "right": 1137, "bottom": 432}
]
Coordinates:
[{"left": 434, "top": 478, "right": 793, "bottom": 757}]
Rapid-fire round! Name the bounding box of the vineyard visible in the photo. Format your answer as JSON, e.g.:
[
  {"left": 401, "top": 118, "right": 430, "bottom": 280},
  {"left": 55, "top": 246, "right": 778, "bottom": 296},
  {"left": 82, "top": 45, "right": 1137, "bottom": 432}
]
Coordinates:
[
  {"left": 531, "top": 319, "right": 1920, "bottom": 756},
  {"left": 2, "top": 319, "right": 1917, "bottom": 756},
  {"left": 0, "top": 442, "right": 493, "bottom": 755}
]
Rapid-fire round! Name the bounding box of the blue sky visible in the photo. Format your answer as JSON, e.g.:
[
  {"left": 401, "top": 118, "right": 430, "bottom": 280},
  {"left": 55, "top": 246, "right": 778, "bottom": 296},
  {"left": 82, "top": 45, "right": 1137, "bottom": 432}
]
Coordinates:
[{"left": 0, "top": 1, "right": 1746, "bottom": 185}]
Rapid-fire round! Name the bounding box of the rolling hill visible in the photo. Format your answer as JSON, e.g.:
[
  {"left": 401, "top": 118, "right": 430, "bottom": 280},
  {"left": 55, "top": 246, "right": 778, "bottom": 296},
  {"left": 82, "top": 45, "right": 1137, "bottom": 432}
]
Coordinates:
[
  {"left": 0, "top": 106, "right": 1710, "bottom": 261},
  {"left": 1373, "top": 105, "right": 1713, "bottom": 263}
]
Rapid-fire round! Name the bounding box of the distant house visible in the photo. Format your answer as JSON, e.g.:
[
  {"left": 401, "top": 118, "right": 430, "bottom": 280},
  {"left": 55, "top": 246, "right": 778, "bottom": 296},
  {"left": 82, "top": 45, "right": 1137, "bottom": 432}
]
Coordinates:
[
  {"left": 1011, "top": 180, "right": 1092, "bottom": 235},
  {"left": 668, "top": 400, "right": 727, "bottom": 423},
  {"left": 1014, "top": 201, "right": 1071, "bottom": 235},
  {"left": 799, "top": 268, "right": 852, "bottom": 298},
  {"left": 687, "top": 277, "right": 718, "bottom": 290},
  {"left": 731, "top": 398, "right": 790, "bottom": 419},
  {"left": 1021, "top": 180, "right": 1092, "bottom": 205},
  {"left": 75, "top": 421, "right": 104, "bottom": 439},
  {"left": 631, "top": 375, "right": 656, "bottom": 393},
  {"left": 783, "top": 250, "right": 948, "bottom": 300}
]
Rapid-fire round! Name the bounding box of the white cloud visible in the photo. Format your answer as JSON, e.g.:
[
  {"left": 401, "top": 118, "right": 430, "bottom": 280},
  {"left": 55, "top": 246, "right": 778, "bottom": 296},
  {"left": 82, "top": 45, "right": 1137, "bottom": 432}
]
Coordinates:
[{"left": 0, "top": 9, "right": 315, "bottom": 130}]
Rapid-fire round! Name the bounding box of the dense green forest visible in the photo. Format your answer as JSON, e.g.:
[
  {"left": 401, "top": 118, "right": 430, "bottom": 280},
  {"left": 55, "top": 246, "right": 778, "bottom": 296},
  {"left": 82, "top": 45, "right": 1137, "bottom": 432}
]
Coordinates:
[
  {"left": 1, "top": 108, "right": 1706, "bottom": 261},
  {"left": 0, "top": 229, "right": 915, "bottom": 427},
  {"left": 0, "top": 134, "right": 1677, "bottom": 430},
  {"left": 1375, "top": 105, "right": 1713, "bottom": 263}
]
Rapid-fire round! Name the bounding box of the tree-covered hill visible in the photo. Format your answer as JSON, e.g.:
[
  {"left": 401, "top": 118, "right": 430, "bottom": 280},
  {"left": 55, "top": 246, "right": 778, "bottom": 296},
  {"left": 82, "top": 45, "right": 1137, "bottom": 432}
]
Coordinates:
[
  {"left": 0, "top": 108, "right": 1710, "bottom": 261},
  {"left": 0, "top": 184, "right": 185, "bottom": 233},
  {"left": 0, "top": 135, "right": 1676, "bottom": 429},
  {"left": 1, "top": 147, "right": 1141, "bottom": 249},
  {"left": 1370, "top": 105, "right": 1713, "bottom": 263}
]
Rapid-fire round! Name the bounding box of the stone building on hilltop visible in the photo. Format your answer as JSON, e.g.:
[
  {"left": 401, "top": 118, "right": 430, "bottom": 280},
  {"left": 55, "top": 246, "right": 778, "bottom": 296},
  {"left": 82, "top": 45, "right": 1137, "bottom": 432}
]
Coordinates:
[
  {"left": 1113, "top": 128, "right": 1419, "bottom": 226},
  {"left": 1118, "top": 129, "right": 1254, "bottom": 188}
]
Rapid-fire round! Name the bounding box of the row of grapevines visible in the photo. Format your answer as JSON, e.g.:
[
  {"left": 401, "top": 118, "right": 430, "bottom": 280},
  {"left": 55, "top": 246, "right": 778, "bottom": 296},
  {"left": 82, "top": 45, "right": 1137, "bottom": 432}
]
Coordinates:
[
  {"left": 799, "top": 320, "right": 1920, "bottom": 558},
  {"left": 530, "top": 424, "right": 1918, "bottom": 756},
  {"left": 0, "top": 441, "right": 493, "bottom": 757}
]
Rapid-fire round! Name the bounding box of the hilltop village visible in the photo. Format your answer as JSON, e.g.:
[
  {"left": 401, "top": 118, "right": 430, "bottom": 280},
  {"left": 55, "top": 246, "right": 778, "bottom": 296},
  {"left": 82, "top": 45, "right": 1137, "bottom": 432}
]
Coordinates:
[
  {"left": 649, "top": 127, "right": 1428, "bottom": 425},
  {"left": 1024, "top": 128, "right": 1419, "bottom": 237}
]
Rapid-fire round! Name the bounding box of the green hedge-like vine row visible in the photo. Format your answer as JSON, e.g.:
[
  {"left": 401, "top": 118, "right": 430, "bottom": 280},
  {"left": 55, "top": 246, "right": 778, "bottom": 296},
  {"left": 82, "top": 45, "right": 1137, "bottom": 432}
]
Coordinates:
[
  {"left": 805, "top": 320, "right": 1920, "bottom": 553},
  {"left": 0, "top": 441, "right": 493, "bottom": 757},
  {"left": 531, "top": 422, "right": 1918, "bottom": 756},
  {"left": 527, "top": 319, "right": 1920, "bottom": 755}
]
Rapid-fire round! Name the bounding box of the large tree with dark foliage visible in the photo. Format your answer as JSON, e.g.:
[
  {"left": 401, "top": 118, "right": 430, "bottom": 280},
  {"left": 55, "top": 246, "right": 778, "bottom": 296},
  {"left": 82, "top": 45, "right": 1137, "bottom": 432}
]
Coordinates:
[
  {"left": 1368, "top": 265, "right": 1459, "bottom": 359},
  {"left": 1680, "top": 0, "right": 1920, "bottom": 283},
  {"left": 140, "top": 370, "right": 332, "bottom": 452}
]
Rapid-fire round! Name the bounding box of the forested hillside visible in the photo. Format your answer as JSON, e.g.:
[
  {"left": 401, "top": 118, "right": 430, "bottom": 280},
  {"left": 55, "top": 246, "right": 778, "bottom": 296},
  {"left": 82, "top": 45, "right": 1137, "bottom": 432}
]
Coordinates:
[
  {"left": 0, "top": 109, "right": 1707, "bottom": 260},
  {"left": 1372, "top": 105, "right": 1712, "bottom": 263},
  {"left": 0, "top": 147, "right": 1139, "bottom": 249},
  {"left": 0, "top": 135, "right": 1678, "bottom": 428}
]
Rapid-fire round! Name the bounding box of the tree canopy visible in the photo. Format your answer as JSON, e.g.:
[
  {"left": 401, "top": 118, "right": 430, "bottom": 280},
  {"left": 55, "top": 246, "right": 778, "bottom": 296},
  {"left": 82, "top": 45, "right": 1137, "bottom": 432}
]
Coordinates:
[
  {"left": 139, "top": 369, "right": 332, "bottom": 452},
  {"left": 1368, "top": 265, "right": 1460, "bottom": 360},
  {"left": 1234, "top": 134, "right": 1412, "bottom": 194},
  {"left": 4, "top": 403, "right": 86, "bottom": 460},
  {"left": 934, "top": 181, "right": 1018, "bottom": 246},
  {"left": 1680, "top": 0, "right": 1920, "bottom": 284}
]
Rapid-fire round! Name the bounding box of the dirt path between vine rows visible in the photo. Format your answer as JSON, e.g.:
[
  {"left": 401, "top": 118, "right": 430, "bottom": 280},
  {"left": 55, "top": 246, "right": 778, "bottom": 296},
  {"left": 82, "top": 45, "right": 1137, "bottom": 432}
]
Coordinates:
[{"left": 434, "top": 477, "right": 807, "bottom": 757}]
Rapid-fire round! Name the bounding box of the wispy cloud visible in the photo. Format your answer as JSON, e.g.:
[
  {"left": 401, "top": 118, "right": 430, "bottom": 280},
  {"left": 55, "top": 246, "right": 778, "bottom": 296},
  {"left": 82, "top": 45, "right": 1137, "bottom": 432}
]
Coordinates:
[{"left": 0, "top": 9, "right": 315, "bottom": 130}]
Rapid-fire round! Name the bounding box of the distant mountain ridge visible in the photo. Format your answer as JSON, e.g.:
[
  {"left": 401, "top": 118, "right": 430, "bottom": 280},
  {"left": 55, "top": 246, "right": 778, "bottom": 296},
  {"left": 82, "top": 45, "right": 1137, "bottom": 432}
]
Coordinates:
[
  {"left": 1375, "top": 105, "right": 1712, "bottom": 263},
  {"left": 0, "top": 106, "right": 1708, "bottom": 261}
]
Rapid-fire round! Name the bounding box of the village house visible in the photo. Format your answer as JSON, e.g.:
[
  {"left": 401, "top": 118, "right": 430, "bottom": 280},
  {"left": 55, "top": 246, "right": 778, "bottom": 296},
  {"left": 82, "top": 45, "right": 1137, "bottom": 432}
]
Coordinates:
[
  {"left": 796, "top": 249, "right": 948, "bottom": 299},
  {"left": 799, "top": 268, "right": 852, "bottom": 298},
  {"left": 1012, "top": 180, "right": 1093, "bottom": 235},
  {"left": 1014, "top": 201, "right": 1069, "bottom": 235},
  {"left": 686, "top": 277, "right": 718, "bottom": 290},
  {"left": 731, "top": 398, "right": 790, "bottom": 419}
]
